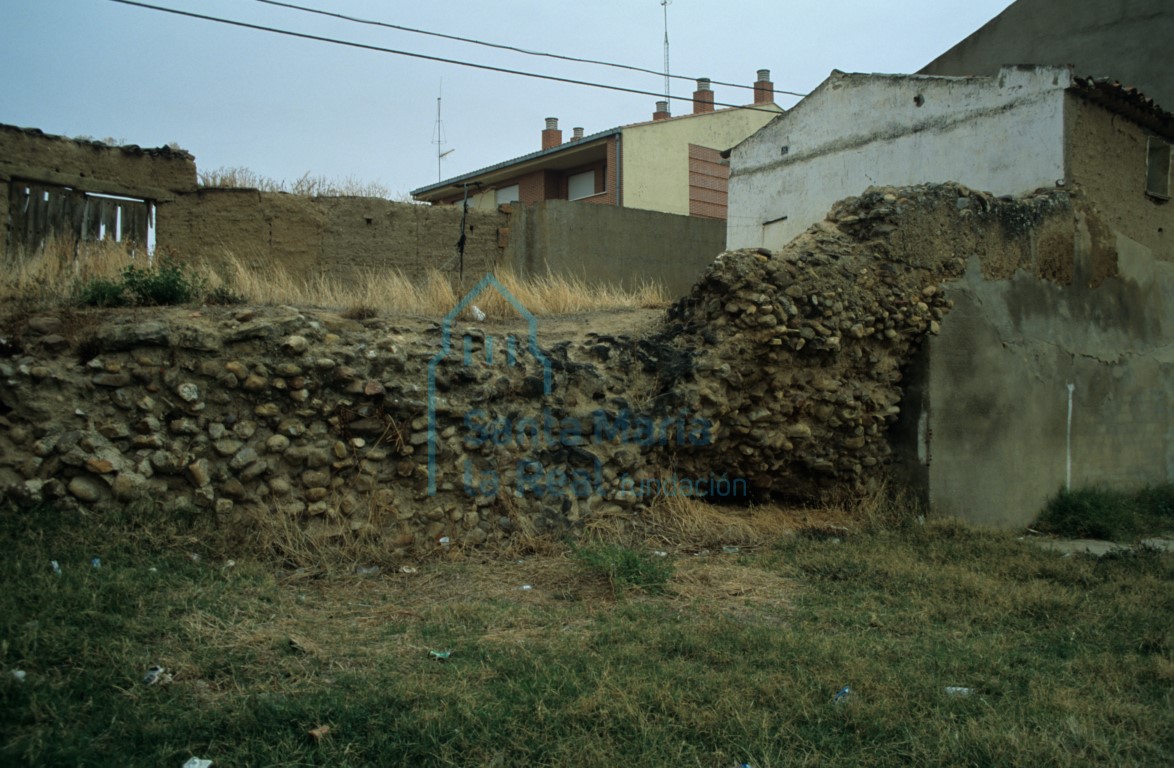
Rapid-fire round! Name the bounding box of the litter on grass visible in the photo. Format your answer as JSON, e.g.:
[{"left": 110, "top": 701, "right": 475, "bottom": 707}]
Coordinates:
[
  {"left": 142, "top": 665, "right": 169, "bottom": 685},
  {"left": 834, "top": 685, "right": 852, "bottom": 704}
]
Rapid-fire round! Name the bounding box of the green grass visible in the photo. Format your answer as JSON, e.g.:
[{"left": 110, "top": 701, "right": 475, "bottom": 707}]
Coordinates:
[
  {"left": 1036, "top": 484, "right": 1174, "bottom": 541},
  {"left": 571, "top": 542, "right": 674, "bottom": 596},
  {"left": 1, "top": 502, "right": 1171, "bottom": 766}
]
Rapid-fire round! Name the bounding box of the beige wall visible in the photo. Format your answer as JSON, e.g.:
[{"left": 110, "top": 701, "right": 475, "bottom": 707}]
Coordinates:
[
  {"left": 0, "top": 124, "right": 196, "bottom": 200},
  {"left": 921, "top": 200, "right": 1174, "bottom": 527},
  {"left": 622, "top": 106, "right": 780, "bottom": 216},
  {"left": 162, "top": 190, "right": 507, "bottom": 285},
  {"left": 503, "top": 200, "right": 724, "bottom": 296},
  {"left": 1065, "top": 94, "right": 1174, "bottom": 264},
  {"left": 1, "top": 123, "right": 197, "bottom": 261}
]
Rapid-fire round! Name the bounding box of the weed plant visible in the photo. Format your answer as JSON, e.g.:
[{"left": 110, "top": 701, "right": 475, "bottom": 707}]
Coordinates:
[
  {"left": 571, "top": 542, "right": 674, "bottom": 595},
  {"left": 1037, "top": 484, "right": 1174, "bottom": 540}
]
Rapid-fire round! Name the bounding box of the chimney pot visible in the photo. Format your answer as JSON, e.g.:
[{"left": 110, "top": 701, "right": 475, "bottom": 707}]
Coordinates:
[
  {"left": 754, "top": 69, "right": 774, "bottom": 105},
  {"left": 541, "top": 117, "right": 563, "bottom": 149},
  {"left": 653, "top": 100, "right": 671, "bottom": 121},
  {"left": 571, "top": 127, "right": 584, "bottom": 141},
  {"left": 693, "top": 77, "right": 715, "bottom": 114}
]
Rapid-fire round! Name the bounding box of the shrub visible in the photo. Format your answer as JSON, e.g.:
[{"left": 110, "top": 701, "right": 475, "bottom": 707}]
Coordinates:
[
  {"left": 120, "top": 256, "right": 200, "bottom": 305},
  {"left": 76, "top": 277, "right": 128, "bottom": 308},
  {"left": 1036, "top": 484, "right": 1174, "bottom": 540},
  {"left": 203, "top": 284, "right": 248, "bottom": 306},
  {"left": 76, "top": 254, "right": 203, "bottom": 307},
  {"left": 572, "top": 543, "right": 673, "bottom": 596}
]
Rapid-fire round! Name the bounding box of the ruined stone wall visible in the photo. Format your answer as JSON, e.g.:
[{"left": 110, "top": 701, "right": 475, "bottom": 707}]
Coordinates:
[
  {"left": 662, "top": 182, "right": 1172, "bottom": 527},
  {"left": 2, "top": 183, "right": 1169, "bottom": 542},
  {"left": 0, "top": 305, "right": 670, "bottom": 552},
  {"left": 160, "top": 190, "right": 508, "bottom": 285}
]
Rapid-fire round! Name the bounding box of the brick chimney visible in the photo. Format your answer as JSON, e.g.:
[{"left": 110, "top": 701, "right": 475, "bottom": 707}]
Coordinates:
[
  {"left": 570, "top": 127, "right": 584, "bottom": 142},
  {"left": 693, "top": 78, "right": 714, "bottom": 114},
  {"left": 541, "top": 117, "right": 562, "bottom": 150},
  {"left": 754, "top": 69, "right": 774, "bottom": 105},
  {"left": 653, "top": 100, "right": 670, "bottom": 121}
]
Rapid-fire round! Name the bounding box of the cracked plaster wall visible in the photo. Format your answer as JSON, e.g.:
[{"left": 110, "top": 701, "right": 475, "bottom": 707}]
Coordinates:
[{"left": 923, "top": 203, "right": 1173, "bottom": 527}]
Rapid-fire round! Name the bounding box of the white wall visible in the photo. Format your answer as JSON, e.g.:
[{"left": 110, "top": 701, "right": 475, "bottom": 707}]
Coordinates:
[{"left": 727, "top": 67, "right": 1072, "bottom": 250}]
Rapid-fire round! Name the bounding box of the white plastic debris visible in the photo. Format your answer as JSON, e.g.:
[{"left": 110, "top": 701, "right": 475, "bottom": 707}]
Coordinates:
[
  {"left": 438, "top": 536, "right": 451, "bottom": 547},
  {"left": 944, "top": 686, "right": 974, "bottom": 697},
  {"left": 833, "top": 685, "right": 851, "bottom": 704},
  {"left": 400, "top": 566, "right": 418, "bottom": 574},
  {"left": 470, "top": 305, "right": 487, "bottom": 322},
  {"left": 516, "top": 584, "right": 533, "bottom": 591},
  {"left": 10, "top": 670, "right": 26, "bottom": 682},
  {"left": 652, "top": 551, "right": 668, "bottom": 558},
  {"left": 354, "top": 565, "right": 381, "bottom": 576},
  {"left": 182, "top": 759, "right": 213, "bottom": 768},
  {"left": 51, "top": 560, "right": 61, "bottom": 576},
  {"left": 142, "top": 665, "right": 167, "bottom": 685}
]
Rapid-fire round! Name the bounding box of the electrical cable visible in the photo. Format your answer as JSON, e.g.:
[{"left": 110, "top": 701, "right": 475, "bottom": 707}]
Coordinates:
[
  {"left": 252, "top": 0, "right": 808, "bottom": 98},
  {"left": 103, "top": 0, "right": 790, "bottom": 112}
]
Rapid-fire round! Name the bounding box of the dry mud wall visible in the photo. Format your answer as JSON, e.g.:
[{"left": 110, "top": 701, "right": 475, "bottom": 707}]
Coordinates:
[
  {"left": 161, "top": 190, "right": 508, "bottom": 286},
  {"left": 2, "top": 182, "right": 1170, "bottom": 543}
]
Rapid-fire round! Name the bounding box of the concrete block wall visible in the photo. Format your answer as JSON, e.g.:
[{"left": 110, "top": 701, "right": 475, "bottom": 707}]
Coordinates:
[{"left": 502, "top": 200, "right": 726, "bottom": 296}]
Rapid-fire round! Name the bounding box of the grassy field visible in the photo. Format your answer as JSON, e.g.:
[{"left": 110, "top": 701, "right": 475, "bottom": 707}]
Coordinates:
[{"left": 1, "top": 499, "right": 1170, "bottom": 767}]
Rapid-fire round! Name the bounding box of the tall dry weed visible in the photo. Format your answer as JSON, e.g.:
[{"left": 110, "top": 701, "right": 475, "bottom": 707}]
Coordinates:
[{"left": 1, "top": 238, "right": 667, "bottom": 318}]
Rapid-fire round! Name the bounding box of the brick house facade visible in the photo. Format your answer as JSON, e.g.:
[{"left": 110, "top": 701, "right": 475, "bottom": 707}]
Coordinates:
[{"left": 411, "top": 71, "right": 780, "bottom": 221}]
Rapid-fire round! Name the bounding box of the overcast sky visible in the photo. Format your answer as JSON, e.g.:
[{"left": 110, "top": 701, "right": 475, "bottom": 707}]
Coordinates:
[{"left": 1, "top": 0, "right": 1015, "bottom": 198}]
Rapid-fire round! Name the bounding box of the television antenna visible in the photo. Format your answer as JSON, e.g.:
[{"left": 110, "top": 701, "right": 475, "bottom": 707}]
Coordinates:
[
  {"left": 661, "top": 0, "right": 671, "bottom": 107},
  {"left": 432, "top": 81, "right": 454, "bottom": 182}
]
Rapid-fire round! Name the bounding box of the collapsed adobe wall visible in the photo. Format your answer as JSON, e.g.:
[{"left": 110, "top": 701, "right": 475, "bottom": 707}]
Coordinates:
[
  {"left": 0, "top": 124, "right": 197, "bottom": 198},
  {"left": 0, "top": 124, "right": 196, "bottom": 259}
]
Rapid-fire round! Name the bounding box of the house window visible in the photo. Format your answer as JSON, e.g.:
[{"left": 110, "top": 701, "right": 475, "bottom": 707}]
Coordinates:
[
  {"left": 1146, "top": 137, "right": 1171, "bottom": 200},
  {"left": 495, "top": 184, "right": 520, "bottom": 205},
  {"left": 568, "top": 170, "right": 596, "bottom": 201}
]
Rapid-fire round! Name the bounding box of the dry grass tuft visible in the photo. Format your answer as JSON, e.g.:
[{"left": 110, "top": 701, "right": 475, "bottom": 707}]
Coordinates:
[
  {"left": 0, "top": 237, "right": 143, "bottom": 306},
  {"left": 198, "top": 166, "right": 393, "bottom": 198},
  {"left": 0, "top": 241, "right": 667, "bottom": 318},
  {"left": 640, "top": 493, "right": 803, "bottom": 551}
]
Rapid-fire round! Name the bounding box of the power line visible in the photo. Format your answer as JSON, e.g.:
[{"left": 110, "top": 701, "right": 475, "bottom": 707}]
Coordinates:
[
  {"left": 105, "top": 0, "right": 791, "bottom": 112},
  {"left": 251, "top": 0, "right": 807, "bottom": 98}
]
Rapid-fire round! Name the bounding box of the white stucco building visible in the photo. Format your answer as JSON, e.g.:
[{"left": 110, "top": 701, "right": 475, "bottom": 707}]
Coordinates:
[{"left": 726, "top": 65, "right": 1146, "bottom": 251}]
